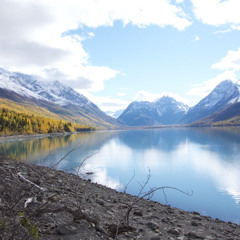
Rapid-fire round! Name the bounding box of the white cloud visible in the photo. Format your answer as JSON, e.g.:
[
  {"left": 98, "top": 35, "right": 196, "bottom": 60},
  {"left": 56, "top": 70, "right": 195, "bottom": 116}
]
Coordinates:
[
  {"left": 0, "top": 0, "right": 191, "bottom": 93},
  {"left": 187, "top": 71, "right": 237, "bottom": 97},
  {"left": 78, "top": 91, "right": 130, "bottom": 112},
  {"left": 133, "top": 90, "right": 188, "bottom": 103},
  {"left": 194, "top": 35, "right": 200, "bottom": 41},
  {"left": 117, "top": 92, "right": 127, "bottom": 97},
  {"left": 188, "top": 46, "right": 240, "bottom": 102},
  {"left": 176, "top": 0, "right": 184, "bottom": 3},
  {"left": 231, "top": 25, "right": 240, "bottom": 31},
  {"left": 214, "top": 25, "right": 240, "bottom": 34},
  {"left": 214, "top": 29, "right": 232, "bottom": 34},
  {"left": 192, "top": 0, "right": 240, "bottom": 26},
  {"left": 88, "top": 32, "right": 95, "bottom": 37},
  {"left": 212, "top": 47, "right": 240, "bottom": 71}
]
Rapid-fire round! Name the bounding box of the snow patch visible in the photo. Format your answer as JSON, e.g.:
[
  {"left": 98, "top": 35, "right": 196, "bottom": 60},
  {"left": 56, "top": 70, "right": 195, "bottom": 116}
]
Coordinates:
[{"left": 0, "top": 68, "right": 91, "bottom": 107}]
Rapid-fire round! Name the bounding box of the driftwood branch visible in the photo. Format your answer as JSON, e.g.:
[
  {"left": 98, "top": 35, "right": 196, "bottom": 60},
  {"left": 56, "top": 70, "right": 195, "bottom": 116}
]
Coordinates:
[
  {"left": 24, "top": 197, "right": 37, "bottom": 208},
  {"left": 17, "top": 172, "right": 46, "bottom": 191}
]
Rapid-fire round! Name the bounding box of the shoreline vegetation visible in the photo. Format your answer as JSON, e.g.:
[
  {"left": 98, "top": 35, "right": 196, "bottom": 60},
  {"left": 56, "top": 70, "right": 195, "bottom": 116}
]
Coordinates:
[
  {"left": 1, "top": 107, "right": 240, "bottom": 139},
  {"left": 0, "top": 107, "right": 95, "bottom": 136},
  {"left": 0, "top": 156, "right": 239, "bottom": 239}
]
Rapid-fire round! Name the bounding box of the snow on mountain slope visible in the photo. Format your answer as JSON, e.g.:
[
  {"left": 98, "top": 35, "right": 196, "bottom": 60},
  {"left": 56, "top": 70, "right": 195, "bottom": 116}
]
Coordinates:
[
  {"left": 200, "top": 80, "right": 240, "bottom": 108},
  {"left": 0, "top": 67, "right": 91, "bottom": 107},
  {"left": 180, "top": 80, "right": 240, "bottom": 124},
  {"left": 118, "top": 96, "right": 189, "bottom": 126}
]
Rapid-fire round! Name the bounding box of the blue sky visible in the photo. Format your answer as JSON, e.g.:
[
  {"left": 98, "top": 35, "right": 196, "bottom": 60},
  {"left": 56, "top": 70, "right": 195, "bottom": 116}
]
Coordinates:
[{"left": 1, "top": 0, "right": 240, "bottom": 113}]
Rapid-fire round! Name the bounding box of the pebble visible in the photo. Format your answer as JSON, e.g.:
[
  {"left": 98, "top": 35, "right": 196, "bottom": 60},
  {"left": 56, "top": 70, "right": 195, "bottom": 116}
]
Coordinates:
[
  {"left": 167, "top": 227, "right": 182, "bottom": 236},
  {"left": 186, "top": 231, "right": 204, "bottom": 239},
  {"left": 133, "top": 211, "right": 143, "bottom": 216},
  {"left": 191, "top": 221, "right": 200, "bottom": 226},
  {"left": 147, "top": 221, "right": 159, "bottom": 231}
]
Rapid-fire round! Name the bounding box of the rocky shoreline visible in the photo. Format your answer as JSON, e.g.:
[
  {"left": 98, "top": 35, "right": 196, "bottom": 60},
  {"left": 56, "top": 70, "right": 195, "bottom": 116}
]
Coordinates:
[{"left": 0, "top": 156, "right": 240, "bottom": 239}]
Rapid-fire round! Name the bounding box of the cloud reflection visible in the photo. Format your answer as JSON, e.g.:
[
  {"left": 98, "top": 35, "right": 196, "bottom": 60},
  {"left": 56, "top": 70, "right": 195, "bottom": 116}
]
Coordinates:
[
  {"left": 189, "top": 146, "right": 240, "bottom": 205},
  {"left": 83, "top": 165, "right": 122, "bottom": 190},
  {"left": 78, "top": 131, "right": 240, "bottom": 207}
]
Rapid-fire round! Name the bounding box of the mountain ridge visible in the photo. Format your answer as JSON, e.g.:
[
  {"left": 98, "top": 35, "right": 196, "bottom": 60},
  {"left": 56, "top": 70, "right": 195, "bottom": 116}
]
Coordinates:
[
  {"left": 0, "top": 68, "right": 121, "bottom": 129},
  {"left": 180, "top": 80, "right": 240, "bottom": 124},
  {"left": 1, "top": 67, "right": 240, "bottom": 128},
  {"left": 118, "top": 96, "right": 189, "bottom": 126},
  {"left": 118, "top": 80, "right": 240, "bottom": 127}
]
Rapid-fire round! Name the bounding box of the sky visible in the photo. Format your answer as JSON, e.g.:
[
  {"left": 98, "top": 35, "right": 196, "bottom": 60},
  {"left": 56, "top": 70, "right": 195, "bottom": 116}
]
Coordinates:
[{"left": 1, "top": 0, "right": 240, "bottom": 113}]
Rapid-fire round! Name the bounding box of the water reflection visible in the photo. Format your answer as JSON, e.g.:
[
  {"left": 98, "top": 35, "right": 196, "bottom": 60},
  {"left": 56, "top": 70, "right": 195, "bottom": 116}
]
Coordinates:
[
  {"left": 0, "top": 127, "right": 240, "bottom": 223},
  {"left": 0, "top": 131, "right": 117, "bottom": 162}
]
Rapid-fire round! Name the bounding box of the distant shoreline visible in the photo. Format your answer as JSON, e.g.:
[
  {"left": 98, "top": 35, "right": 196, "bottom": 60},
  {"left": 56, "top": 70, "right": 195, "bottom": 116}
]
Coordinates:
[
  {"left": 0, "top": 125, "right": 238, "bottom": 142},
  {"left": 0, "top": 132, "right": 75, "bottom": 142}
]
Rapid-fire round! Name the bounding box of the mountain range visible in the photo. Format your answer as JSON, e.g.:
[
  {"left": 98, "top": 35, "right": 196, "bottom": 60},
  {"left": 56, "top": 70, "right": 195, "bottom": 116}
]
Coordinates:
[
  {"left": 118, "top": 80, "right": 240, "bottom": 126},
  {"left": 118, "top": 96, "right": 189, "bottom": 126},
  {"left": 0, "top": 68, "right": 120, "bottom": 129},
  {"left": 1, "top": 67, "right": 240, "bottom": 128}
]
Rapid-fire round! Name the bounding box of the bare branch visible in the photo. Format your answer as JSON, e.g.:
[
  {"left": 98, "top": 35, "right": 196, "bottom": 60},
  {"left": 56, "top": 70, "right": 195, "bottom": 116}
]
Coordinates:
[
  {"left": 137, "top": 167, "right": 151, "bottom": 198},
  {"left": 123, "top": 170, "right": 135, "bottom": 193},
  {"left": 49, "top": 144, "right": 80, "bottom": 171},
  {"left": 121, "top": 168, "right": 193, "bottom": 228},
  {"left": 140, "top": 186, "right": 193, "bottom": 200}
]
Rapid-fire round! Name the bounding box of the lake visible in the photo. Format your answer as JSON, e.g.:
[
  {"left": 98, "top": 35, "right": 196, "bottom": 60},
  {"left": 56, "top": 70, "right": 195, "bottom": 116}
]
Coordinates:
[{"left": 1, "top": 127, "right": 240, "bottom": 224}]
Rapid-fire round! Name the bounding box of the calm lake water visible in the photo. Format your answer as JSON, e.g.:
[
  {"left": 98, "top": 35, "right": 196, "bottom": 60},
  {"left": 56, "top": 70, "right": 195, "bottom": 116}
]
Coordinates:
[{"left": 1, "top": 127, "right": 240, "bottom": 224}]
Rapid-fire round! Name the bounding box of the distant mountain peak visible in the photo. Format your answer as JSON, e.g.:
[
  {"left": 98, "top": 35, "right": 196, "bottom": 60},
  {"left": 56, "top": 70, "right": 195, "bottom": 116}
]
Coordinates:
[
  {"left": 118, "top": 96, "right": 189, "bottom": 126},
  {"left": 180, "top": 79, "right": 240, "bottom": 124}
]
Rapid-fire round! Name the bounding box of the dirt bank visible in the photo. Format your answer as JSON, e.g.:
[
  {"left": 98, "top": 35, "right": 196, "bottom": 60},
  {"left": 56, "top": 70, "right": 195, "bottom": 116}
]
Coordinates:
[{"left": 0, "top": 157, "right": 239, "bottom": 239}]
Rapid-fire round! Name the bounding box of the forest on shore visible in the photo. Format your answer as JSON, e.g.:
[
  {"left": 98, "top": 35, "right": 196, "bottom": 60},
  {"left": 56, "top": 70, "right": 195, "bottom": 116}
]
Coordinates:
[{"left": 0, "top": 107, "right": 94, "bottom": 135}]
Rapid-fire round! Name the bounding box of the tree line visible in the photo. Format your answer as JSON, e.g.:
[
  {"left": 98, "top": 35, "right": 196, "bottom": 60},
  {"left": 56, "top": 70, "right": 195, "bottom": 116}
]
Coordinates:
[{"left": 0, "top": 107, "right": 94, "bottom": 135}]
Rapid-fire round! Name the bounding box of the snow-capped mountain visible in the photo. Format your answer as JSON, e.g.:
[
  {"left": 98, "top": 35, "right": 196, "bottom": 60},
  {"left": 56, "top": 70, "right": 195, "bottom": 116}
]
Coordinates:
[
  {"left": 0, "top": 67, "right": 91, "bottom": 107},
  {"left": 1, "top": 67, "right": 239, "bottom": 127},
  {"left": 180, "top": 80, "right": 240, "bottom": 124},
  {"left": 0, "top": 67, "right": 120, "bottom": 128},
  {"left": 118, "top": 96, "right": 189, "bottom": 126}
]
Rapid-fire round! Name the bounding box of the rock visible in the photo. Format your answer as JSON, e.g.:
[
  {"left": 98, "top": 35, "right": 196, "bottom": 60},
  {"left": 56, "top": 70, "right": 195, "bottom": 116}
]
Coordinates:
[
  {"left": 167, "top": 209, "right": 175, "bottom": 214},
  {"left": 138, "top": 228, "right": 145, "bottom": 233},
  {"left": 147, "top": 221, "right": 159, "bottom": 231},
  {"left": 215, "top": 218, "right": 224, "bottom": 224},
  {"left": 186, "top": 231, "right": 204, "bottom": 239},
  {"left": 48, "top": 194, "right": 59, "bottom": 202},
  {"left": 191, "top": 221, "right": 200, "bottom": 226},
  {"left": 96, "top": 199, "right": 105, "bottom": 206},
  {"left": 133, "top": 211, "right": 143, "bottom": 216},
  {"left": 193, "top": 216, "right": 202, "bottom": 221},
  {"left": 177, "top": 237, "right": 184, "bottom": 240},
  {"left": 57, "top": 225, "right": 78, "bottom": 235},
  {"left": 167, "top": 227, "right": 182, "bottom": 236},
  {"left": 162, "top": 217, "right": 171, "bottom": 223},
  {"left": 193, "top": 211, "right": 200, "bottom": 215},
  {"left": 107, "top": 224, "right": 136, "bottom": 236}
]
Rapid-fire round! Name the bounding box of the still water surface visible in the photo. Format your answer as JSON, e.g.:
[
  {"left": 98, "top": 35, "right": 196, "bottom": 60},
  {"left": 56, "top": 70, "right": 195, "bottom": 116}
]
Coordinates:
[{"left": 1, "top": 127, "right": 240, "bottom": 223}]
